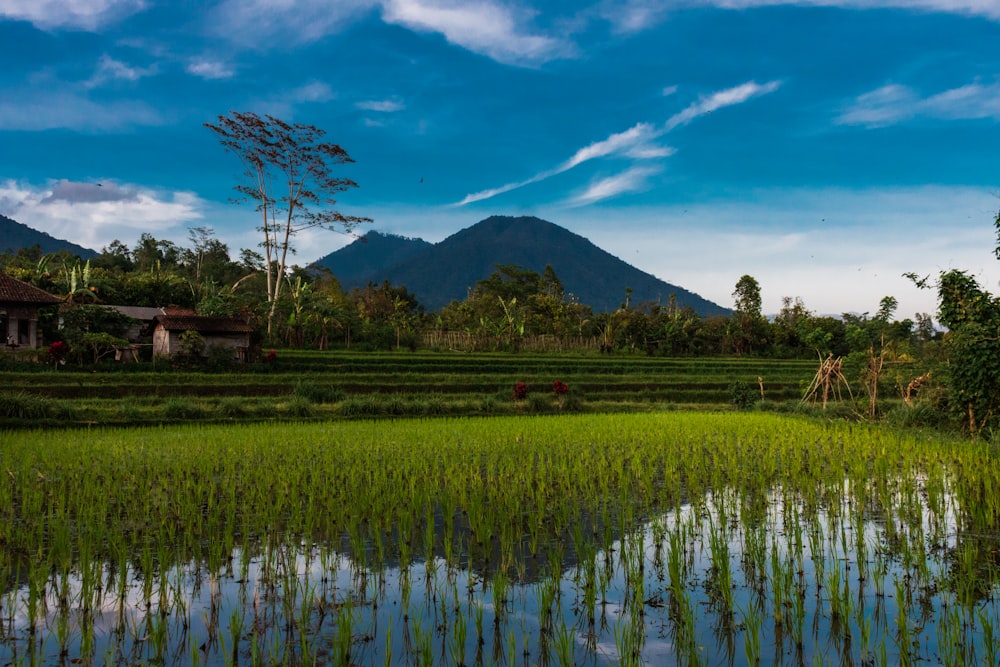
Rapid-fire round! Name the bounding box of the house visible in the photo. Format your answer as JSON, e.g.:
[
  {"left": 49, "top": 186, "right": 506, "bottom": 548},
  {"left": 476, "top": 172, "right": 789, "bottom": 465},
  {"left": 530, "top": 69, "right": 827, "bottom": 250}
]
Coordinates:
[
  {"left": 101, "top": 305, "right": 166, "bottom": 342},
  {"left": 0, "top": 272, "right": 61, "bottom": 350},
  {"left": 152, "top": 315, "right": 254, "bottom": 360}
]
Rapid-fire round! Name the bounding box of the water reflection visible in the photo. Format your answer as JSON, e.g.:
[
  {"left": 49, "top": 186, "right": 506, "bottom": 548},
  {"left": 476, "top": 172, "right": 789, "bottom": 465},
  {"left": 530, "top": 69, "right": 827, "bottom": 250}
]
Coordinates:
[{"left": 3, "top": 479, "right": 999, "bottom": 666}]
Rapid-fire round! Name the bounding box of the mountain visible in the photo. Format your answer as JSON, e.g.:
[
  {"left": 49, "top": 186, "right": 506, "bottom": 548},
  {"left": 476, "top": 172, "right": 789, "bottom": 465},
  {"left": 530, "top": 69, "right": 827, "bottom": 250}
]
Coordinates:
[
  {"left": 0, "top": 214, "right": 98, "bottom": 258},
  {"left": 312, "top": 231, "right": 432, "bottom": 285},
  {"left": 313, "top": 215, "right": 729, "bottom": 315}
]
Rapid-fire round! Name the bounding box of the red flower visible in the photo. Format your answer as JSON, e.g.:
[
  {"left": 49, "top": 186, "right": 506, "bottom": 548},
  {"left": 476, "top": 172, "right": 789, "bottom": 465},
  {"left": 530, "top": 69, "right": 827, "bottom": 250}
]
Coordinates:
[{"left": 513, "top": 382, "right": 529, "bottom": 401}]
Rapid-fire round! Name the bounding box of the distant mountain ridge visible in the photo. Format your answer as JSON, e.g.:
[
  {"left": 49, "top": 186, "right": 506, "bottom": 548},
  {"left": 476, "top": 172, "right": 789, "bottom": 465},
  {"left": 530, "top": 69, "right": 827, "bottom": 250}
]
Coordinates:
[
  {"left": 0, "top": 214, "right": 98, "bottom": 258},
  {"left": 312, "top": 215, "right": 728, "bottom": 315}
]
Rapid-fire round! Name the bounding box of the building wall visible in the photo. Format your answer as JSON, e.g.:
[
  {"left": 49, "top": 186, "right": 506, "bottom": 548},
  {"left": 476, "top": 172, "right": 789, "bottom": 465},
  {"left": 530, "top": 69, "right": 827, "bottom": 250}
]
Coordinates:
[
  {"left": 1, "top": 306, "right": 41, "bottom": 348},
  {"left": 153, "top": 327, "right": 249, "bottom": 359}
]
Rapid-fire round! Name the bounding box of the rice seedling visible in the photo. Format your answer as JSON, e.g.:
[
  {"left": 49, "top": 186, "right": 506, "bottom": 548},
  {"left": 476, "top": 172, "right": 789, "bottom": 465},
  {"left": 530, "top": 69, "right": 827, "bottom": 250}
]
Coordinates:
[{"left": 3, "top": 412, "right": 1000, "bottom": 666}]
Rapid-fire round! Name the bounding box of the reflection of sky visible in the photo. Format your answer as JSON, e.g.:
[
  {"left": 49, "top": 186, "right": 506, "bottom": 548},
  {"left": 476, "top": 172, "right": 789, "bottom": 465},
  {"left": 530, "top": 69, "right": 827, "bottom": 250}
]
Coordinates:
[{"left": 1, "top": 476, "right": 993, "bottom": 666}]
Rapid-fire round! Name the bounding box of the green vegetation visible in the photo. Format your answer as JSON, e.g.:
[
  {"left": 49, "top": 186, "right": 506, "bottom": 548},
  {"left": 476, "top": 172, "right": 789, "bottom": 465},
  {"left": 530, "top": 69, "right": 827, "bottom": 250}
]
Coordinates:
[
  {"left": 0, "top": 352, "right": 822, "bottom": 427},
  {"left": 3, "top": 413, "right": 1000, "bottom": 665}
]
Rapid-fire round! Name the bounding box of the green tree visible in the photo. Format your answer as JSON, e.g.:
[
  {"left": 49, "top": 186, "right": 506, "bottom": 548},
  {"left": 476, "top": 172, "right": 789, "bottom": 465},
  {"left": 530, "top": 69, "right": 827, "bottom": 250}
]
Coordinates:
[
  {"left": 205, "top": 112, "right": 372, "bottom": 337},
  {"left": 730, "top": 274, "right": 767, "bottom": 355}
]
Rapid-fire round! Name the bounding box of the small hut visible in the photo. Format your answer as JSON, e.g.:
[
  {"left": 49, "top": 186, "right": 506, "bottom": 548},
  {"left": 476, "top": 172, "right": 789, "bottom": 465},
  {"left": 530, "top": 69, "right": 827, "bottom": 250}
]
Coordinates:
[
  {"left": 0, "top": 272, "right": 61, "bottom": 350},
  {"left": 152, "top": 315, "right": 253, "bottom": 360}
]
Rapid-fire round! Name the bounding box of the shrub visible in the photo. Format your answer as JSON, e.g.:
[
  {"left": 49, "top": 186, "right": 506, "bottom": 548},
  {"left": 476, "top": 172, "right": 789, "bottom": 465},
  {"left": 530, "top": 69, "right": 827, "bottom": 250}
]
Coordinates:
[
  {"left": 285, "top": 396, "right": 314, "bottom": 418},
  {"left": 294, "top": 381, "right": 345, "bottom": 404},
  {"left": 527, "top": 393, "right": 551, "bottom": 412},
  {"left": 162, "top": 397, "right": 205, "bottom": 420},
  {"left": 0, "top": 391, "right": 51, "bottom": 420},
  {"left": 729, "top": 380, "right": 757, "bottom": 410},
  {"left": 217, "top": 397, "right": 247, "bottom": 418},
  {"left": 513, "top": 382, "right": 529, "bottom": 401}
]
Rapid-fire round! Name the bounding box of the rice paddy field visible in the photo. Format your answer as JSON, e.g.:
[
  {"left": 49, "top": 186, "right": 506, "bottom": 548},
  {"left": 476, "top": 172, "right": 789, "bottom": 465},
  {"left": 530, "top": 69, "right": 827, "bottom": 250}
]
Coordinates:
[
  {"left": 2, "top": 412, "right": 999, "bottom": 666},
  {"left": 1, "top": 351, "right": 818, "bottom": 427}
]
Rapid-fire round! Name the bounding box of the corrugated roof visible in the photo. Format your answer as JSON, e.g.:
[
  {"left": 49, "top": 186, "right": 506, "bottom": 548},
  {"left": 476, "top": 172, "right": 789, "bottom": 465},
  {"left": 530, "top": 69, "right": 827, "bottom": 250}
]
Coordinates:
[
  {"left": 154, "top": 315, "right": 254, "bottom": 333},
  {"left": 0, "top": 272, "right": 62, "bottom": 305},
  {"left": 104, "top": 305, "right": 165, "bottom": 321}
]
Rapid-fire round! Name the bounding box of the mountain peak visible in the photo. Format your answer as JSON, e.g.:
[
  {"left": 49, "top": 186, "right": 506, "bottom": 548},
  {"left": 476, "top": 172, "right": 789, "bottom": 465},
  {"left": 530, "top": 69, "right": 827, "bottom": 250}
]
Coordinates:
[{"left": 313, "top": 215, "right": 728, "bottom": 315}]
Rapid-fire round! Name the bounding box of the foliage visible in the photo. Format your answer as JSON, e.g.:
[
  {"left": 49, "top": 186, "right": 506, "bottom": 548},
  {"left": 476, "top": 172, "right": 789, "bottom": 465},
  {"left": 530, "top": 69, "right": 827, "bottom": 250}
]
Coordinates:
[
  {"left": 513, "top": 381, "right": 529, "bottom": 401},
  {"left": 0, "top": 390, "right": 51, "bottom": 419},
  {"left": 729, "top": 379, "right": 758, "bottom": 410},
  {"left": 60, "top": 304, "right": 134, "bottom": 344},
  {"left": 205, "top": 111, "right": 372, "bottom": 334},
  {"left": 935, "top": 269, "right": 1000, "bottom": 434}
]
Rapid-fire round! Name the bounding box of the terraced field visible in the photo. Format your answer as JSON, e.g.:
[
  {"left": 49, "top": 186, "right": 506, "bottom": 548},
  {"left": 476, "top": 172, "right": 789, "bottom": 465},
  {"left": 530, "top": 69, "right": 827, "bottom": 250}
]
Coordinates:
[{"left": 1, "top": 351, "right": 818, "bottom": 427}]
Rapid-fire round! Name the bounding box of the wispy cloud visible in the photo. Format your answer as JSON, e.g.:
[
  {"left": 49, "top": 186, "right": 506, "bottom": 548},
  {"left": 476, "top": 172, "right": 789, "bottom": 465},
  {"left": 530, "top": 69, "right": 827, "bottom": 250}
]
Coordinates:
[
  {"left": 456, "top": 122, "right": 661, "bottom": 205},
  {"left": 380, "top": 0, "right": 572, "bottom": 66},
  {"left": 568, "top": 166, "right": 663, "bottom": 206},
  {"left": 206, "top": 0, "right": 570, "bottom": 66},
  {"left": 0, "top": 0, "right": 147, "bottom": 31},
  {"left": 209, "top": 0, "right": 378, "bottom": 48},
  {"left": 664, "top": 80, "right": 781, "bottom": 131},
  {"left": 290, "top": 81, "right": 334, "bottom": 103},
  {"left": 0, "top": 179, "right": 203, "bottom": 250},
  {"left": 704, "top": 0, "right": 1000, "bottom": 20},
  {"left": 457, "top": 80, "right": 780, "bottom": 206},
  {"left": 597, "top": 0, "right": 1000, "bottom": 32},
  {"left": 0, "top": 91, "right": 163, "bottom": 131},
  {"left": 186, "top": 58, "right": 235, "bottom": 80},
  {"left": 357, "top": 99, "right": 406, "bottom": 112},
  {"left": 838, "top": 80, "right": 1000, "bottom": 127},
  {"left": 84, "top": 54, "right": 156, "bottom": 88}
]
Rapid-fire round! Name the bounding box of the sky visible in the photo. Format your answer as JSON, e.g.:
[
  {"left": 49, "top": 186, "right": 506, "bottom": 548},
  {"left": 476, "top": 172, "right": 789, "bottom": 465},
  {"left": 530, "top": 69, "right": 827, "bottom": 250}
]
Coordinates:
[{"left": 1, "top": 0, "right": 999, "bottom": 318}]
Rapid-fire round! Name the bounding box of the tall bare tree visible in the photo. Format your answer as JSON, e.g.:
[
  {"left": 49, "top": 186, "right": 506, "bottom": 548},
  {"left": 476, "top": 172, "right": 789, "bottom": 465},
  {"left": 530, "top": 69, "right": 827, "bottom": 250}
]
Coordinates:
[{"left": 205, "top": 111, "right": 371, "bottom": 335}]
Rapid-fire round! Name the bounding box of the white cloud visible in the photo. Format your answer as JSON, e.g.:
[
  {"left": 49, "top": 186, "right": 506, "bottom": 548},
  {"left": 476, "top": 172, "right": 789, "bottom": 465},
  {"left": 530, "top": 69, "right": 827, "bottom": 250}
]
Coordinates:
[
  {"left": 598, "top": 0, "right": 672, "bottom": 33},
  {"left": 0, "top": 0, "right": 146, "bottom": 31},
  {"left": 838, "top": 80, "right": 1000, "bottom": 127},
  {"left": 457, "top": 80, "right": 778, "bottom": 206},
  {"left": 186, "top": 58, "right": 235, "bottom": 80},
  {"left": 574, "top": 185, "right": 1000, "bottom": 317},
  {"left": 597, "top": 0, "right": 1000, "bottom": 31},
  {"left": 380, "top": 0, "right": 572, "bottom": 66},
  {"left": 0, "top": 91, "right": 162, "bottom": 131},
  {"left": 457, "top": 123, "right": 661, "bottom": 205},
  {"left": 699, "top": 0, "right": 1000, "bottom": 20},
  {"left": 207, "top": 0, "right": 568, "bottom": 66},
  {"left": 357, "top": 99, "right": 406, "bottom": 112},
  {"left": 664, "top": 80, "right": 781, "bottom": 130},
  {"left": 85, "top": 54, "right": 156, "bottom": 88},
  {"left": 561, "top": 123, "right": 658, "bottom": 169},
  {"left": 568, "top": 166, "right": 663, "bottom": 206},
  {"left": 209, "top": 0, "right": 378, "bottom": 47},
  {"left": 290, "top": 81, "right": 334, "bottom": 103},
  {"left": 0, "top": 179, "right": 204, "bottom": 250}
]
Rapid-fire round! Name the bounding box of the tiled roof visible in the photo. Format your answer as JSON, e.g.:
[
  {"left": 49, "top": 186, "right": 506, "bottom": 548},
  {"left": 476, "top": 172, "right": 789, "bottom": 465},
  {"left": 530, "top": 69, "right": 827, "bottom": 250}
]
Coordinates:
[
  {"left": 154, "top": 315, "right": 254, "bottom": 334},
  {"left": 0, "top": 272, "right": 62, "bottom": 305}
]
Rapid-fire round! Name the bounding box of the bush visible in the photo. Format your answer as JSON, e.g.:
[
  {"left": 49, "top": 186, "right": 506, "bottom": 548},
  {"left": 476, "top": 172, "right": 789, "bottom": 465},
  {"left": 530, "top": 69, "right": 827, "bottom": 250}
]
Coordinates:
[
  {"left": 729, "top": 379, "right": 757, "bottom": 410},
  {"left": 162, "top": 397, "right": 205, "bottom": 420},
  {"left": 217, "top": 397, "right": 247, "bottom": 418},
  {"left": 285, "top": 396, "right": 314, "bottom": 418},
  {"left": 0, "top": 391, "right": 51, "bottom": 420},
  {"left": 294, "top": 381, "right": 345, "bottom": 404},
  {"left": 527, "top": 393, "right": 551, "bottom": 412}
]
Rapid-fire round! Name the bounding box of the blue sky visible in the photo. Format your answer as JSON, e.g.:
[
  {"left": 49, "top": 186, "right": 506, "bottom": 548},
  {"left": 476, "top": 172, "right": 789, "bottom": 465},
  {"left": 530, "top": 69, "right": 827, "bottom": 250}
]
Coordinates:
[{"left": 1, "top": 0, "right": 999, "bottom": 317}]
